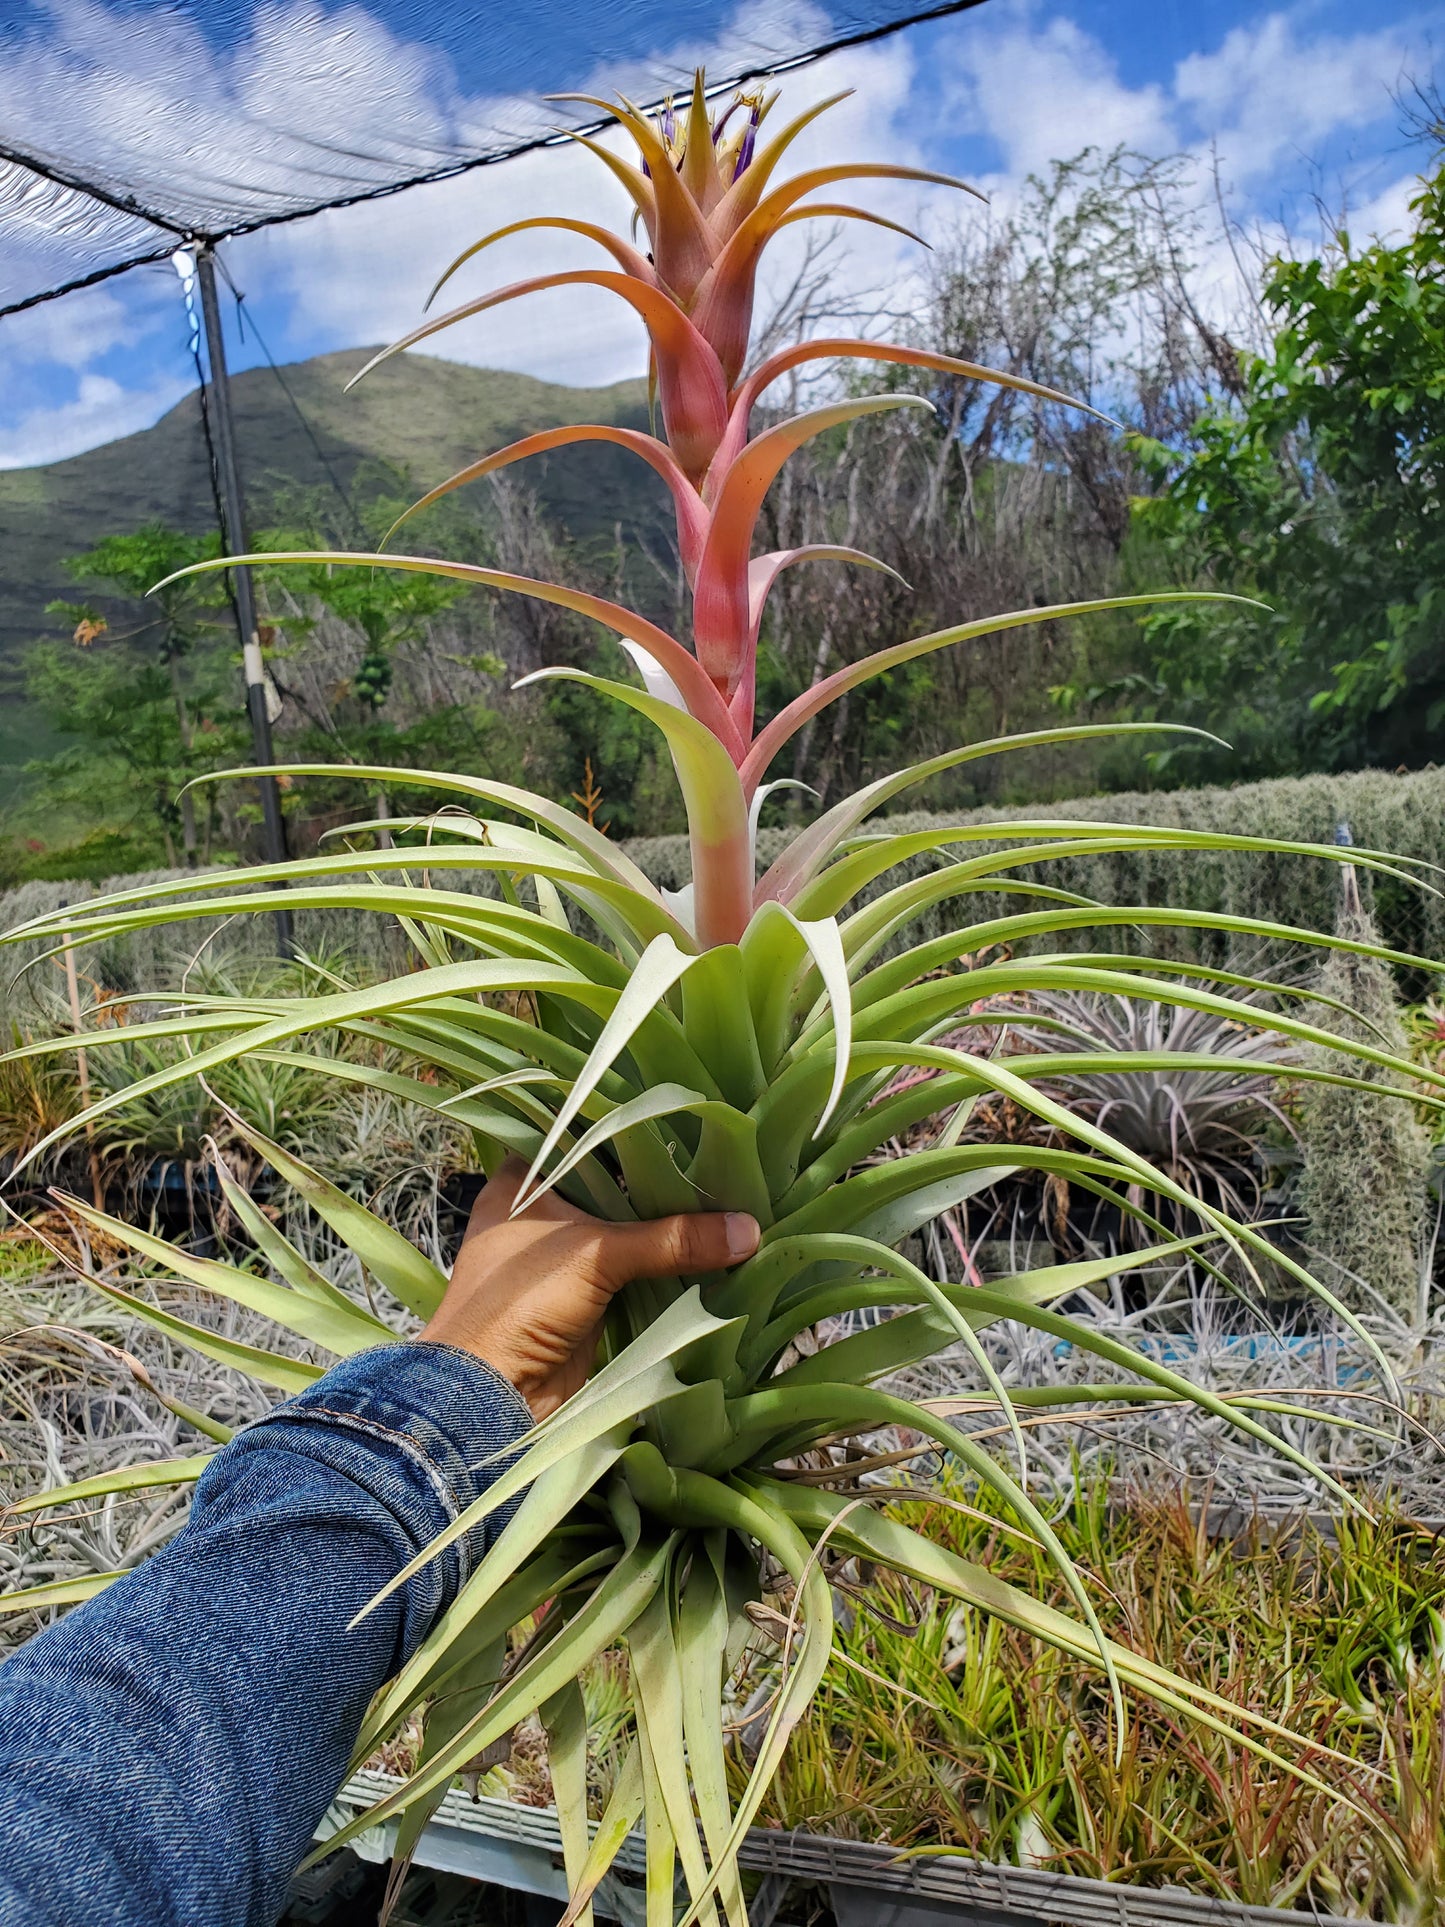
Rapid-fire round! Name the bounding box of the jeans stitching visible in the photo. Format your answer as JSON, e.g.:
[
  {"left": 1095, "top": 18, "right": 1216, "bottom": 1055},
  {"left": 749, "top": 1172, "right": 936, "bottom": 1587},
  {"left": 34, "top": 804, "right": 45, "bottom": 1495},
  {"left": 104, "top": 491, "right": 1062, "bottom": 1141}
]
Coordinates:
[{"left": 246, "top": 1406, "right": 478, "bottom": 1584}]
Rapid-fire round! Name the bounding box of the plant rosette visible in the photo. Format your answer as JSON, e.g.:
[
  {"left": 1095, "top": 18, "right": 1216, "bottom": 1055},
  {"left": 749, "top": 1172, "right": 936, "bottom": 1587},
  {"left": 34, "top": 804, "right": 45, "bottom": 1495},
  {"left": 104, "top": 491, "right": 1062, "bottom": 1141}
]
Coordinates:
[{"left": 6, "top": 71, "right": 1445, "bottom": 1927}]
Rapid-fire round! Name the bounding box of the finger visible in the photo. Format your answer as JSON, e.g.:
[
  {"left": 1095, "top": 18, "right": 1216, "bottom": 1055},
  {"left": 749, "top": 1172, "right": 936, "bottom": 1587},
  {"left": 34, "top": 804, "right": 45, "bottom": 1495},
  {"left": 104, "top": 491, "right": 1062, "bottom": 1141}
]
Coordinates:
[
  {"left": 599, "top": 1210, "right": 760, "bottom": 1284},
  {"left": 461, "top": 1156, "right": 529, "bottom": 1240}
]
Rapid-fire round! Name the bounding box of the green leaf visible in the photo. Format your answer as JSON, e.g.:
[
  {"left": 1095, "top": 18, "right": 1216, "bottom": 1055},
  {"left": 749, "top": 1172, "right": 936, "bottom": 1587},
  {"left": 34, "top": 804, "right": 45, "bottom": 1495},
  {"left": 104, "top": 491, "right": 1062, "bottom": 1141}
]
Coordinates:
[
  {"left": 678, "top": 1541, "right": 749, "bottom": 1927},
  {"left": 516, "top": 667, "right": 753, "bottom": 952},
  {"left": 81, "top": 1274, "right": 323, "bottom": 1395},
  {"left": 311, "top": 1532, "right": 677, "bottom": 1867},
  {"left": 629, "top": 1581, "right": 712, "bottom": 1905},
  {"left": 219, "top": 1114, "right": 450, "bottom": 1322},
  {"left": 53, "top": 1192, "right": 389, "bottom": 1357},
  {"left": 752, "top": 1235, "right": 1212, "bottom": 1378},
  {"left": 352, "top": 1458, "right": 624, "bottom": 1762},
  {"left": 0, "top": 1572, "right": 124, "bottom": 1613},
  {"left": 556, "top": 1740, "right": 645, "bottom": 1927},
  {"left": 6, "top": 1454, "right": 214, "bottom": 1519},
  {"left": 775, "top": 910, "right": 852, "bottom": 1136},
  {"left": 354, "top": 1289, "right": 740, "bottom": 1624},
  {"left": 514, "top": 934, "right": 702, "bottom": 1212},
  {"left": 13, "top": 956, "right": 617, "bottom": 1186},
  {"left": 679, "top": 944, "right": 767, "bottom": 1110},
  {"left": 761, "top": 722, "right": 1218, "bottom": 908},
  {"left": 210, "top": 1151, "right": 370, "bottom": 1316},
  {"left": 521, "top": 1082, "right": 708, "bottom": 1214},
  {"left": 541, "top": 1679, "right": 596, "bottom": 1927},
  {"left": 732, "top": 1380, "right": 1126, "bottom": 1743}
]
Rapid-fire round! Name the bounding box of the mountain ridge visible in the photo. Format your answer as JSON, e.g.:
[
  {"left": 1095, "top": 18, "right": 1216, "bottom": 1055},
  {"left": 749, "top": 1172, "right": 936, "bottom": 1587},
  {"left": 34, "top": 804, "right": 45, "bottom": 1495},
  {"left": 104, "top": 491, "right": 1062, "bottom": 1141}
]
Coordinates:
[{"left": 0, "top": 347, "right": 666, "bottom": 789}]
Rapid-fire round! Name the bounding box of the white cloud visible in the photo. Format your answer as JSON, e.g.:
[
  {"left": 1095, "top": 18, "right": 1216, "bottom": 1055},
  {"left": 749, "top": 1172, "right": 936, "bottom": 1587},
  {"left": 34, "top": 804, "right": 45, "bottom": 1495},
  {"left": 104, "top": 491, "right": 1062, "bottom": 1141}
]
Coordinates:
[
  {"left": 240, "top": 8, "right": 938, "bottom": 390},
  {"left": 3, "top": 0, "right": 1442, "bottom": 468},
  {"left": 937, "top": 10, "right": 1174, "bottom": 182},
  {"left": 1175, "top": 13, "right": 1413, "bottom": 183},
  {"left": 3, "top": 282, "right": 139, "bottom": 371},
  {"left": 1343, "top": 167, "right": 1423, "bottom": 242},
  {"left": 0, "top": 369, "right": 191, "bottom": 468}
]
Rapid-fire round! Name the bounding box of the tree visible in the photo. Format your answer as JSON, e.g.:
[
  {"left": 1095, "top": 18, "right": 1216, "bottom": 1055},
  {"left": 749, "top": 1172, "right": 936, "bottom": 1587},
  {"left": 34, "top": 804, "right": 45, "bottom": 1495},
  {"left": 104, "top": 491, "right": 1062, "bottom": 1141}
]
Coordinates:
[
  {"left": 753, "top": 147, "right": 1246, "bottom": 809},
  {"left": 258, "top": 513, "right": 468, "bottom": 843},
  {"left": 47, "top": 525, "right": 231, "bottom": 864},
  {"left": 1133, "top": 166, "right": 1445, "bottom": 774}
]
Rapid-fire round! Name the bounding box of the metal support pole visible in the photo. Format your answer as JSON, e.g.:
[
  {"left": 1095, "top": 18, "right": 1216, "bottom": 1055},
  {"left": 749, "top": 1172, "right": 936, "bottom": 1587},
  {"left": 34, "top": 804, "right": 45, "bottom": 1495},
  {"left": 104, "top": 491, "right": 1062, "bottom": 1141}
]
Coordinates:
[{"left": 196, "top": 246, "right": 293, "bottom": 958}]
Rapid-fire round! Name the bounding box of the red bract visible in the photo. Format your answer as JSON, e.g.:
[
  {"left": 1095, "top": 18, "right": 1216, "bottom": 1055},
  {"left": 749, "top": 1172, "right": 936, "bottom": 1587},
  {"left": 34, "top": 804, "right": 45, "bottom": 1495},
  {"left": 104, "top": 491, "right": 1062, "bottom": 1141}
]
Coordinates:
[{"left": 344, "top": 69, "right": 1113, "bottom": 945}]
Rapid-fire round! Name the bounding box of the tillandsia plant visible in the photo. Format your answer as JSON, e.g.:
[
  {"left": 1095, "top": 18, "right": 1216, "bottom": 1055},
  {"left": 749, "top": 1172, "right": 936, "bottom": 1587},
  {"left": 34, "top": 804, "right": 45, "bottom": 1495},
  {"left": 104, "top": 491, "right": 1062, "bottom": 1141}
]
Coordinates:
[{"left": 7, "top": 70, "right": 1445, "bottom": 1922}]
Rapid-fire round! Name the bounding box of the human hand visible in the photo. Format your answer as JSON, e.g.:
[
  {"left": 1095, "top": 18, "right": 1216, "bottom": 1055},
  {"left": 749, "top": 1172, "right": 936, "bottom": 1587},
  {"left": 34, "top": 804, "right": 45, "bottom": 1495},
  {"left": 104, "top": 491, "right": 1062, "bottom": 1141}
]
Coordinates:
[{"left": 420, "top": 1156, "right": 761, "bottom": 1419}]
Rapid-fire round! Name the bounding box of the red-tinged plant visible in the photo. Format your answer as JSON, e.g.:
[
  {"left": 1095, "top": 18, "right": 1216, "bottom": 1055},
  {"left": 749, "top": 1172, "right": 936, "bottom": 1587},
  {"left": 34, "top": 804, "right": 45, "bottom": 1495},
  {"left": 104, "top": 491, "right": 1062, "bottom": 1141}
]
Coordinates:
[{"left": 6, "top": 72, "right": 1445, "bottom": 1924}]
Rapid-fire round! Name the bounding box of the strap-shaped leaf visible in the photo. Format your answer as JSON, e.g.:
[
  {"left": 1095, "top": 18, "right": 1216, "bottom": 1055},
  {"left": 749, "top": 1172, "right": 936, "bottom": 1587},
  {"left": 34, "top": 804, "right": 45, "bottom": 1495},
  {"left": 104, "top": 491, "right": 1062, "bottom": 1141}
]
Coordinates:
[
  {"left": 6, "top": 1454, "right": 214, "bottom": 1519},
  {"left": 846, "top": 900, "right": 1445, "bottom": 1029},
  {"left": 80, "top": 1274, "right": 323, "bottom": 1395},
  {"left": 732, "top": 1380, "right": 1125, "bottom": 1739},
  {"left": 775, "top": 909, "right": 852, "bottom": 1136},
  {"left": 53, "top": 1192, "right": 389, "bottom": 1357},
  {"left": 388, "top": 1633, "right": 508, "bottom": 1891},
  {"left": 210, "top": 1149, "right": 368, "bottom": 1316},
  {"left": 753, "top": 1234, "right": 1212, "bottom": 1375},
  {"left": 355, "top": 1290, "right": 739, "bottom": 1623},
  {"left": 310, "top": 1532, "right": 677, "bottom": 1867},
  {"left": 541, "top": 1679, "right": 596, "bottom": 1927},
  {"left": 678, "top": 1542, "right": 749, "bottom": 1927},
  {"left": 352, "top": 1457, "right": 624, "bottom": 1761},
  {"left": 637, "top": 1709, "right": 680, "bottom": 1927},
  {"left": 516, "top": 668, "right": 753, "bottom": 951},
  {"left": 0, "top": 1572, "right": 124, "bottom": 1614},
  {"left": 762, "top": 722, "right": 1215, "bottom": 909},
  {"left": 513, "top": 934, "right": 702, "bottom": 1213},
  {"left": 221, "top": 1115, "right": 449, "bottom": 1322},
  {"left": 679, "top": 944, "right": 767, "bottom": 1111},
  {"left": 686, "top": 1103, "right": 773, "bottom": 1225},
  {"left": 518, "top": 1082, "right": 708, "bottom": 1214},
  {"left": 556, "top": 1741, "right": 645, "bottom": 1927},
  {"left": 673, "top": 1487, "right": 833, "bottom": 1927},
  {"left": 13, "top": 957, "right": 609, "bottom": 1184},
  {"left": 629, "top": 1582, "right": 713, "bottom": 1907}
]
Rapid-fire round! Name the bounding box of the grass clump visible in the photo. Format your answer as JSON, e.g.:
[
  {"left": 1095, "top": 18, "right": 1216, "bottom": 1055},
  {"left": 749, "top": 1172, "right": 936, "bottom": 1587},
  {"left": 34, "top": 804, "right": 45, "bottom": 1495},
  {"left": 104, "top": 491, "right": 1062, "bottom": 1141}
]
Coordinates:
[{"left": 751, "top": 1477, "right": 1445, "bottom": 1922}]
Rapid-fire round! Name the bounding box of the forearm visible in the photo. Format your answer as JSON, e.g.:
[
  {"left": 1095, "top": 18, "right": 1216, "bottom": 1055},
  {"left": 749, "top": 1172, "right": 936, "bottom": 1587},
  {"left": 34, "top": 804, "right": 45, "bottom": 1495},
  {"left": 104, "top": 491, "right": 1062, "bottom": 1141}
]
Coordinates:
[{"left": 0, "top": 1342, "right": 532, "bottom": 1927}]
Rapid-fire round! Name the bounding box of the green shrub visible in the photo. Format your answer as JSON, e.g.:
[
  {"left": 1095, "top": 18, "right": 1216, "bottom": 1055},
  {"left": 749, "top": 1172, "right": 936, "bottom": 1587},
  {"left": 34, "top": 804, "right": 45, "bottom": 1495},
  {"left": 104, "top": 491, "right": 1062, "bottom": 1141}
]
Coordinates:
[{"left": 6, "top": 768, "right": 1445, "bottom": 1014}]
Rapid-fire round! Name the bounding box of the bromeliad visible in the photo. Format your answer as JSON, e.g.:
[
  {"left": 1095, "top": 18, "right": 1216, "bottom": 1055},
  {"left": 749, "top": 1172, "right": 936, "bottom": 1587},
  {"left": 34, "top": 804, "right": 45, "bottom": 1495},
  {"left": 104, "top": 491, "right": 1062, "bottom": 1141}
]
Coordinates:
[{"left": 6, "top": 70, "right": 1445, "bottom": 1925}]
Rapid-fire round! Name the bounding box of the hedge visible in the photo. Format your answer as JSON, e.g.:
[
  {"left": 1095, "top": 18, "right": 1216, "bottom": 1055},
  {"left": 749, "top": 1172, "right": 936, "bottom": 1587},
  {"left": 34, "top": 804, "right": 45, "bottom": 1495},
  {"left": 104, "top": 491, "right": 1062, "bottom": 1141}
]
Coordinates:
[{"left": 3, "top": 766, "right": 1442, "bottom": 1009}]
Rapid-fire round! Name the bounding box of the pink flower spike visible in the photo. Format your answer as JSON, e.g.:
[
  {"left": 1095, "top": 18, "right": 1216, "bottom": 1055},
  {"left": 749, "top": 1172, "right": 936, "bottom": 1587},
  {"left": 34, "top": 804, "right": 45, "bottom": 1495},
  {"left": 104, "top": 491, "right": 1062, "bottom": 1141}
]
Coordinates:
[
  {"left": 347, "top": 270, "right": 731, "bottom": 484},
  {"left": 692, "top": 396, "right": 932, "bottom": 694},
  {"left": 560, "top": 89, "right": 718, "bottom": 297},
  {"left": 691, "top": 202, "right": 928, "bottom": 385},
  {"left": 709, "top": 90, "right": 854, "bottom": 240}
]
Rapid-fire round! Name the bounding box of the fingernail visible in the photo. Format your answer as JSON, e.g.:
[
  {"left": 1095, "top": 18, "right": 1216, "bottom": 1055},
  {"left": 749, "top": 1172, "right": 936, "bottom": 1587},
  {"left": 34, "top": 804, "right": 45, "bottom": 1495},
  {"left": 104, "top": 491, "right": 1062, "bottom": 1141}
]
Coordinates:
[{"left": 725, "top": 1212, "right": 760, "bottom": 1261}]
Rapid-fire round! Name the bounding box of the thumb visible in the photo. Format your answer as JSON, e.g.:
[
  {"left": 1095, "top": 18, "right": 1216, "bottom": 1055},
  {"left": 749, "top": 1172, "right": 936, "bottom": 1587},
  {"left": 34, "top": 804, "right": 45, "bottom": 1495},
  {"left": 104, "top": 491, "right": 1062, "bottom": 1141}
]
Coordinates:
[{"left": 601, "top": 1209, "right": 761, "bottom": 1284}]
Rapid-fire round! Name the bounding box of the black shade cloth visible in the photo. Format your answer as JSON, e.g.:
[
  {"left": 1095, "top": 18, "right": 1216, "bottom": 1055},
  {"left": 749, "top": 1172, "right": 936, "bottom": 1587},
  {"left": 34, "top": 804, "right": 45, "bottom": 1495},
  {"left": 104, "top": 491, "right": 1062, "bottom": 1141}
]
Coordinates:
[{"left": 0, "top": 0, "right": 985, "bottom": 316}]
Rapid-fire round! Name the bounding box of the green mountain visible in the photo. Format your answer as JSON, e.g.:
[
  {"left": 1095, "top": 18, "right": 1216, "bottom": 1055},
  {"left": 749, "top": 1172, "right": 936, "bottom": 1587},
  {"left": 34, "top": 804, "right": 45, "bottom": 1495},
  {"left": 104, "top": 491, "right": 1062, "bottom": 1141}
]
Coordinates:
[{"left": 0, "top": 348, "right": 666, "bottom": 795}]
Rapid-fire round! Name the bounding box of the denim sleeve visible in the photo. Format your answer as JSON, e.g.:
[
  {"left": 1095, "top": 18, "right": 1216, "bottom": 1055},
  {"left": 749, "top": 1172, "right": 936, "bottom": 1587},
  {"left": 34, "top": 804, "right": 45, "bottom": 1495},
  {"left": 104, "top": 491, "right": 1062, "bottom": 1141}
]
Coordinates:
[{"left": 0, "top": 1341, "right": 533, "bottom": 1927}]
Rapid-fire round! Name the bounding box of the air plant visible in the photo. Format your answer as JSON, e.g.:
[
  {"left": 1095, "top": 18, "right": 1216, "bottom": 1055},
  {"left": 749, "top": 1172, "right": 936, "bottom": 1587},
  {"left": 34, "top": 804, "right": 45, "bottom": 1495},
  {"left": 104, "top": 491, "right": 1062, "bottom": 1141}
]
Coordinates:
[
  {"left": 997, "top": 986, "right": 1304, "bottom": 1221},
  {"left": 5, "top": 70, "right": 1445, "bottom": 1927}
]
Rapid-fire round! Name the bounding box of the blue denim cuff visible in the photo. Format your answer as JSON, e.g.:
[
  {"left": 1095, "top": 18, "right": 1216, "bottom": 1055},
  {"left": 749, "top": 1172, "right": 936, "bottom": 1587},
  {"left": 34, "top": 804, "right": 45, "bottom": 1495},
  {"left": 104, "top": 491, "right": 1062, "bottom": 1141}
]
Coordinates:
[{"left": 230, "top": 1341, "right": 533, "bottom": 1605}]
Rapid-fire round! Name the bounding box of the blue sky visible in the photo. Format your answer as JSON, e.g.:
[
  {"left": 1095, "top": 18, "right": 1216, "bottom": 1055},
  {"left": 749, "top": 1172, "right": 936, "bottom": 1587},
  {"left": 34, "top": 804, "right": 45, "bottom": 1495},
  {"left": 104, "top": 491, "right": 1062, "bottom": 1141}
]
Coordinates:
[{"left": 2, "top": 0, "right": 1440, "bottom": 467}]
